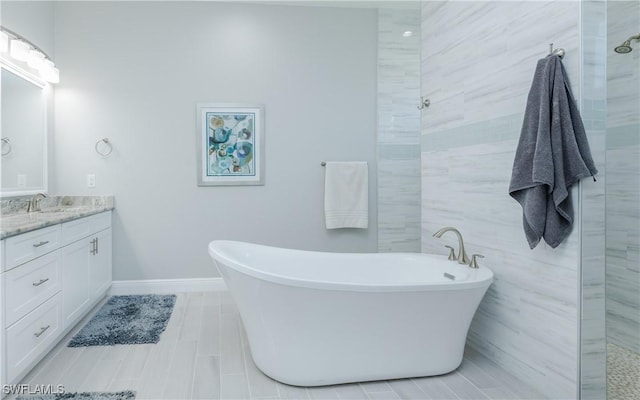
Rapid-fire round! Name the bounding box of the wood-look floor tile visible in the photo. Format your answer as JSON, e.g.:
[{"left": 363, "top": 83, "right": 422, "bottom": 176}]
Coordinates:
[{"left": 16, "top": 291, "right": 548, "bottom": 400}]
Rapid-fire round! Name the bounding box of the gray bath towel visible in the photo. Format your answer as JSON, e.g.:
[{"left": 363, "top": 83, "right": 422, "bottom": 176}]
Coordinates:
[{"left": 509, "top": 55, "right": 598, "bottom": 249}]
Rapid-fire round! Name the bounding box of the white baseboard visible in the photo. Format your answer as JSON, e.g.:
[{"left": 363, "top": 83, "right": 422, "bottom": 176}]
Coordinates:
[{"left": 109, "top": 277, "right": 227, "bottom": 295}]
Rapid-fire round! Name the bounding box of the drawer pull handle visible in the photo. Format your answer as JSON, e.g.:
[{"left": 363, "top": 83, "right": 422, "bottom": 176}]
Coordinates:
[
  {"left": 33, "top": 241, "right": 50, "bottom": 248},
  {"left": 34, "top": 325, "right": 51, "bottom": 338},
  {"left": 32, "top": 278, "right": 50, "bottom": 287}
]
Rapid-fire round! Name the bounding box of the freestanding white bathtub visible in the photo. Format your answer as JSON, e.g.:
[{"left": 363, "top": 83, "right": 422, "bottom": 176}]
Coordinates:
[{"left": 208, "top": 240, "right": 493, "bottom": 387}]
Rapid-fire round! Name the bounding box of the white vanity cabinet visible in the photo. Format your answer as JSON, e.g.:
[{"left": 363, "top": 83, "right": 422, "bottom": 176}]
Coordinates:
[
  {"left": 60, "top": 213, "right": 112, "bottom": 328},
  {"left": 0, "top": 211, "right": 112, "bottom": 390}
]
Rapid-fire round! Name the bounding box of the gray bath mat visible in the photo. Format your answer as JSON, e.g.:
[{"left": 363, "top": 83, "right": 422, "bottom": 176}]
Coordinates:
[
  {"left": 17, "top": 391, "right": 135, "bottom": 400},
  {"left": 68, "top": 294, "right": 176, "bottom": 347}
]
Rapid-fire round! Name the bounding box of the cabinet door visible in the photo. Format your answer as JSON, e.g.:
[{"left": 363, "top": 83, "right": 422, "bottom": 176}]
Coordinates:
[
  {"left": 90, "top": 228, "right": 112, "bottom": 300},
  {"left": 61, "top": 239, "right": 91, "bottom": 328}
]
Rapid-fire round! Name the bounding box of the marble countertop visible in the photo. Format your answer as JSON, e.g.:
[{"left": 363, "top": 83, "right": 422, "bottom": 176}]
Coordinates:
[{"left": 0, "top": 196, "right": 114, "bottom": 240}]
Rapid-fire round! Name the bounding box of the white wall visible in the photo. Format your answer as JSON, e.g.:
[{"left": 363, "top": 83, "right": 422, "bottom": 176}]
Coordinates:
[
  {"left": 420, "top": 2, "right": 593, "bottom": 398},
  {"left": 53, "top": 2, "right": 378, "bottom": 280}
]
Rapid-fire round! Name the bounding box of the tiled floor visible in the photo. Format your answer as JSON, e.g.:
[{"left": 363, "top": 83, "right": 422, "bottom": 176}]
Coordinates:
[
  {"left": 608, "top": 343, "right": 640, "bottom": 400},
  {"left": 18, "top": 292, "right": 547, "bottom": 399}
]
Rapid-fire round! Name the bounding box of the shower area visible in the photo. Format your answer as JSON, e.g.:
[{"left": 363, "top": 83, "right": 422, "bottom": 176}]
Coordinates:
[
  {"left": 376, "top": 2, "right": 639, "bottom": 398},
  {"left": 606, "top": 1, "right": 640, "bottom": 399}
]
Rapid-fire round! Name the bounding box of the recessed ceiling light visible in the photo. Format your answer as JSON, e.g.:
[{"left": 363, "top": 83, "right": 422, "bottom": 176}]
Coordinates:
[{"left": 403, "top": 31, "right": 413, "bottom": 37}]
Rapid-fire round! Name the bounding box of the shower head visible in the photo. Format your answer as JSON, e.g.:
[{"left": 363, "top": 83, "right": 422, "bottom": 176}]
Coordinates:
[
  {"left": 615, "top": 40, "right": 633, "bottom": 54},
  {"left": 615, "top": 34, "right": 640, "bottom": 54}
]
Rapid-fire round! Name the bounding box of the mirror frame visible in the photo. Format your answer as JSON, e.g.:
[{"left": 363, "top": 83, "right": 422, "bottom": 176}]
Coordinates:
[{"left": 1, "top": 61, "right": 49, "bottom": 197}]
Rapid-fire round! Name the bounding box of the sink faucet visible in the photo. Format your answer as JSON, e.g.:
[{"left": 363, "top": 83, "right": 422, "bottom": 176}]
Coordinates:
[
  {"left": 433, "top": 227, "right": 470, "bottom": 265},
  {"left": 27, "top": 193, "right": 48, "bottom": 213}
]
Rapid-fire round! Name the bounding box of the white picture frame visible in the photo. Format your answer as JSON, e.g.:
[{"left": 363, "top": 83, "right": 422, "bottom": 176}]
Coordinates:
[{"left": 196, "top": 103, "right": 265, "bottom": 186}]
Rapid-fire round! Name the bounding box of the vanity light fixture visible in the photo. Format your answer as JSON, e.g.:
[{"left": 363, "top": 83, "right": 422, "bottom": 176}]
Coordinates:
[
  {"left": 9, "top": 39, "right": 30, "bottom": 61},
  {"left": 0, "top": 31, "right": 8, "bottom": 53},
  {"left": 27, "top": 49, "right": 45, "bottom": 69},
  {"left": 0, "top": 26, "right": 59, "bottom": 84},
  {"left": 39, "top": 59, "right": 59, "bottom": 83}
]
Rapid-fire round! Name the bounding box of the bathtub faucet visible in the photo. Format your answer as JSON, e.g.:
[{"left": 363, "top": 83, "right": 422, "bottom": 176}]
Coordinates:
[{"left": 433, "top": 227, "right": 470, "bottom": 265}]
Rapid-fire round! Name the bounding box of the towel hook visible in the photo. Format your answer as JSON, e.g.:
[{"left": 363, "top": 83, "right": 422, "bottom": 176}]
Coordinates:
[
  {"left": 549, "top": 43, "right": 565, "bottom": 59},
  {"left": 1, "top": 137, "right": 11, "bottom": 156},
  {"left": 95, "top": 138, "right": 113, "bottom": 157},
  {"left": 417, "top": 96, "right": 431, "bottom": 110}
]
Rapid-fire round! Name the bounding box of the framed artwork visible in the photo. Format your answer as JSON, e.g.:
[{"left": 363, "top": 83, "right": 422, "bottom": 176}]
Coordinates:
[{"left": 196, "top": 103, "right": 264, "bottom": 186}]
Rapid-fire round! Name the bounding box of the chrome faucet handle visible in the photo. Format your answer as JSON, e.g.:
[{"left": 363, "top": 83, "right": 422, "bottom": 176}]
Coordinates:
[
  {"left": 27, "top": 192, "right": 48, "bottom": 213},
  {"left": 433, "top": 226, "right": 470, "bottom": 265},
  {"left": 444, "top": 245, "right": 456, "bottom": 261},
  {"left": 469, "top": 254, "right": 484, "bottom": 269}
]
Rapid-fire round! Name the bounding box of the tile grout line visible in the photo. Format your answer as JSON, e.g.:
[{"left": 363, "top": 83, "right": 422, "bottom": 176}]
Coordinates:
[
  {"left": 76, "top": 347, "right": 109, "bottom": 391},
  {"left": 104, "top": 347, "right": 129, "bottom": 395},
  {"left": 159, "top": 296, "right": 186, "bottom": 398},
  {"left": 188, "top": 293, "right": 204, "bottom": 399},
  {"left": 58, "top": 347, "right": 88, "bottom": 392},
  {"left": 455, "top": 370, "right": 489, "bottom": 400},
  {"left": 410, "top": 378, "right": 430, "bottom": 400},
  {"left": 436, "top": 375, "right": 463, "bottom": 400},
  {"left": 218, "top": 291, "right": 224, "bottom": 400},
  {"left": 238, "top": 316, "right": 255, "bottom": 400},
  {"left": 359, "top": 383, "right": 375, "bottom": 400}
]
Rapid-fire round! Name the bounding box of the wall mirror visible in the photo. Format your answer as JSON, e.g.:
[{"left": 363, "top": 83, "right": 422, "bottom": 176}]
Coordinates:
[{"left": 1, "top": 63, "right": 48, "bottom": 196}]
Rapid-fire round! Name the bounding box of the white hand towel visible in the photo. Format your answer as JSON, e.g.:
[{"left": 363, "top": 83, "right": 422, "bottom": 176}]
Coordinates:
[{"left": 324, "top": 161, "right": 368, "bottom": 229}]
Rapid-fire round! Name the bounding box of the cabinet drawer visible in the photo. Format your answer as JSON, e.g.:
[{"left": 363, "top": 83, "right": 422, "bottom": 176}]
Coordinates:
[
  {"left": 60, "top": 217, "right": 92, "bottom": 247},
  {"left": 6, "top": 293, "right": 63, "bottom": 383},
  {"left": 1, "top": 238, "right": 5, "bottom": 270},
  {"left": 5, "top": 250, "right": 61, "bottom": 326},
  {"left": 60, "top": 212, "right": 112, "bottom": 247},
  {"left": 4, "top": 225, "right": 60, "bottom": 271},
  {"left": 89, "top": 211, "right": 111, "bottom": 232}
]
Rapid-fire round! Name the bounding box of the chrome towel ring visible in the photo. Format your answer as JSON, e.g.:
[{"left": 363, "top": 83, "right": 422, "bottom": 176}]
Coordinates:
[
  {"left": 95, "top": 138, "right": 113, "bottom": 157},
  {"left": 1, "top": 137, "right": 11, "bottom": 156}
]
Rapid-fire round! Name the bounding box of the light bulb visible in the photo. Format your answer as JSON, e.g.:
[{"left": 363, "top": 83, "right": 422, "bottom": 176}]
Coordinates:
[
  {"left": 28, "top": 49, "right": 45, "bottom": 69},
  {"left": 9, "top": 39, "right": 30, "bottom": 61},
  {"left": 40, "top": 60, "right": 60, "bottom": 83},
  {"left": 0, "top": 31, "right": 8, "bottom": 53},
  {"left": 47, "top": 67, "right": 60, "bottom": 84}
]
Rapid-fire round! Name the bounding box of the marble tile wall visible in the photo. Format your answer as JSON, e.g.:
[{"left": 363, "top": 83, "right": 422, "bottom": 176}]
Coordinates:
[
  {"left": 377, "top": 8, "right": 421, "bottom": 252},
  {"left": 606, "top": 0, "right": 640, "bottom": 356},
  {"left": 579, "top": 2, "right": 607, "bottom": 398},
  {"left": 420, "top": 1, "right": 595, "bottom": 398},
  {"left": 606, "top": 138, "right": 640, "bottom": 353}
]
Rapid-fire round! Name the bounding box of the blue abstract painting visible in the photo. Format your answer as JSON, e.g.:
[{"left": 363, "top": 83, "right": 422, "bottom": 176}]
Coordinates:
[{"left": 206, "top": 112, "right": 255, "bottom": 177}]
